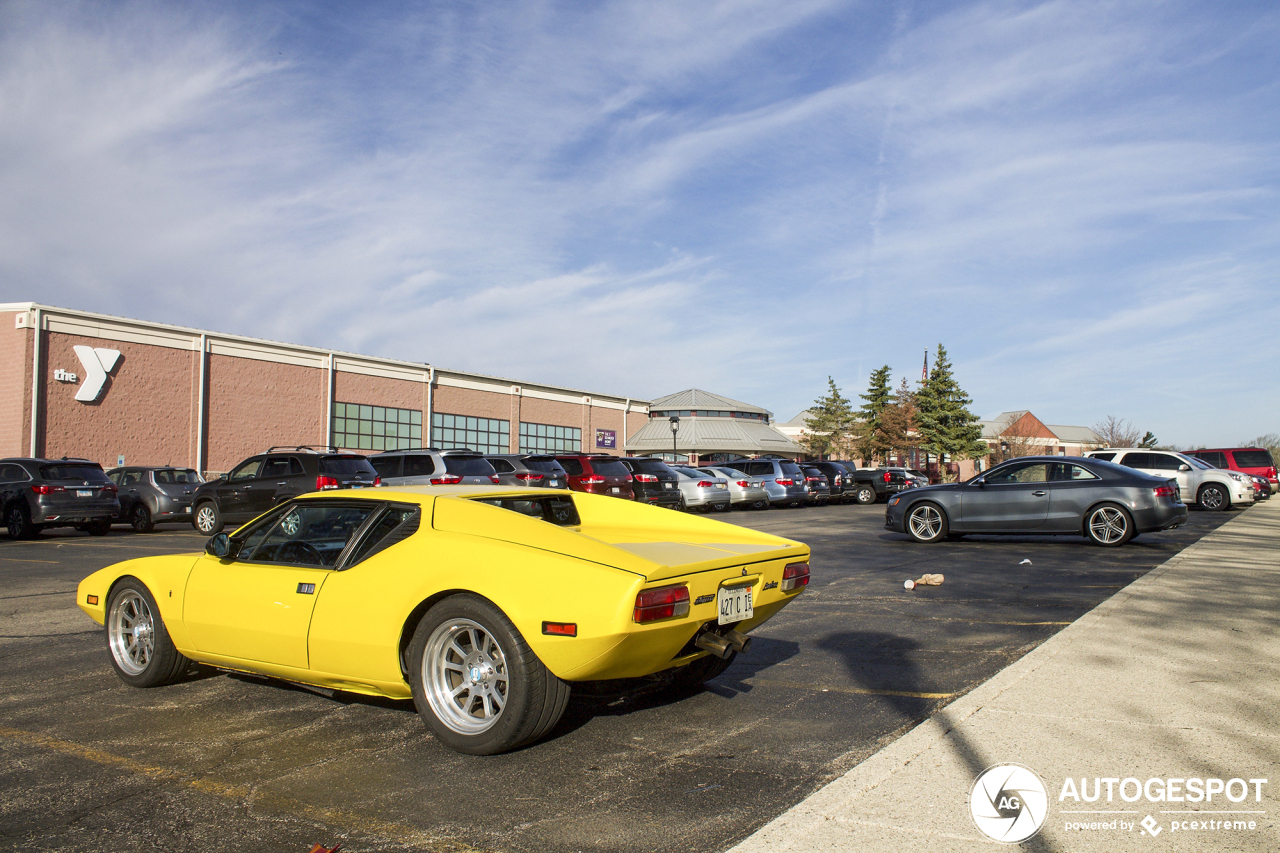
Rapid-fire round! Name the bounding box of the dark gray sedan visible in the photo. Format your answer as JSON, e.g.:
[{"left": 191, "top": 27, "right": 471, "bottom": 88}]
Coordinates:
[{"left": 884, "top": 456, "right": 1187, "bottom": 547}]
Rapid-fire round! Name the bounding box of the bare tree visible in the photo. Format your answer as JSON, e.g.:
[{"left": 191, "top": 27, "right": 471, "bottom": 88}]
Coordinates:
[
  {"left": 1091, "top": 415, "right": 1141, "bottom": 449},
  {"left": 880, "top": 378, "right": 921, "bottom": 463}
]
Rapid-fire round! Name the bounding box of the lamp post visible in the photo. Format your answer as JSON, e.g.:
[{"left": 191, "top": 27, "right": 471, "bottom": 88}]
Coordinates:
[{"left": 669, "top": 415, "right": 680, "bottom": 462}]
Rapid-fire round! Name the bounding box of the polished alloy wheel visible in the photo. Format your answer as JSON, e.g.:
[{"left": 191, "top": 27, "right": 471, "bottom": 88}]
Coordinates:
[
  {"left": 1089, "top": 507, "right": 1127, "bottom": 544},
  {"left": 908, "top": 505, "right": 942, "bottom": 540},
  {"left": 1200, "top": 486, "right": 1226, "bottom": 510},
  {"left": 108, "top": 590, "right": 154, "bottom": 677},
  {"left": 422, "top": 618, "right": 509, "bottom": 735},
  {"left": 194, "top": 505, "right": 218, "bottom": 533}
]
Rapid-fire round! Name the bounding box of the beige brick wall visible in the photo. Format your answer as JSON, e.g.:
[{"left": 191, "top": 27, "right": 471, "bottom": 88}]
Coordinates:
[
  {"left": 0, "top": 314, "right": 31, "bottom": 458},
  {"left": 205, "top": 355, "right": 326, "bottom": 473},
  {"left": 40, "top": 333, "right": 198, "bottom": 470},
  {"left": 334, "top": 372, "right": 427, "bottom": 412}
]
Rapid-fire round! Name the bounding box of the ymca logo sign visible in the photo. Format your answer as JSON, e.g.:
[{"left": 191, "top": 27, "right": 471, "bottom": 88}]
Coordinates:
[{"left": 68, "top": 346, "right": 122, "bottom": 402}]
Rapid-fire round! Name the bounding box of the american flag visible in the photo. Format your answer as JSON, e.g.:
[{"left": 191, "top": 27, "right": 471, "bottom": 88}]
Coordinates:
[{"left": 921, "top": 350, "right": 928, "bottom": 382}]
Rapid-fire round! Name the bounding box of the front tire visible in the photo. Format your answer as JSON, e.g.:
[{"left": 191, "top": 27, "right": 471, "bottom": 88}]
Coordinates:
[
  {"left": 408, "top": 594, "right": 569, "bottom": 755},
  {"left": 193, "top": 501, "right": 223, "bottom": 535},
  {"left": 105, "top": 579, "right": 190, "bottom": 687},
  {"left": 906, "top": 502, "right": 948, "bottom": 543},
  {"left": 1197, "top": 483, "right": 1230, "bottom": 512},
  {"left": 854, "top": 485, "right": 876, "bottom": 505},
  {"left": 130, "top": 504, "right": 154, "bottom": 533},
  {"left": 1086, "top": 503, "right": 1133, "bottom": 547}
]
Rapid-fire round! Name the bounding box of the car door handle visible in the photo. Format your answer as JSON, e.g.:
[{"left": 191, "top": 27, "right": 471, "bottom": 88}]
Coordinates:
[
  {"left": 1032, "top": 490, "right": 1047, "bottom": 497},
  {"left": 277, "top": 482, "right": 288, "bottom": 486}
]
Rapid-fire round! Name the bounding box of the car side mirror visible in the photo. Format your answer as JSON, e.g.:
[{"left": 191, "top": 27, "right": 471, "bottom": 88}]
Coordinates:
[
  {"left": 972, "top": 477, "right": 985, "bottom": 487},
  {"left": 206, "top": 533, "right": 240, "bottom": 560},
  {"left": 1179, "top": 464, "right": 1191, "bottom": 472}
]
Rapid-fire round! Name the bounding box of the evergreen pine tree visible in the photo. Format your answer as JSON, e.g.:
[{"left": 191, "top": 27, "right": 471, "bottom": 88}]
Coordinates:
[
  {"left": 915, "top": 345, "right": 986, "bottom": 478},
  {"left": 856, "top": 365, "right": 893, "bottom": 465},
  {"left": 803, "top": 377, "right": 855, "bottom": 459}
]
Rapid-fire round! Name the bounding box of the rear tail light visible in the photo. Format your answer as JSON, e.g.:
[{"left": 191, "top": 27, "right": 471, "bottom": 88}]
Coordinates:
[
  {"left": 775, "top": 478, "right": 794, "bottom": 486},
  {"left": 806, "top": 477, "right": 822, "bottom": 483},
  {"left": 633, "top": 585, "right": 691, "bottom": 623},
  {"left": 579, "top": 474, "right": 605, "bottom": 485},
  {"left": 542, "top": 621, "right": 577, "bottom": 637},
  {"left": 883, "top": 471, "right": 891, "bottom": 482},
  {"left": 430, "top": 474, "right": 464, "bottom": 485},
  {"left": 31, "top": 484, "right": 65, "bottom": 495},
  {"left": 781, "top": 562, "right": 811, "bottom": 591},
  {"left": 834, "top": 476, "right": 842, "bottom": 486},
  {"left": 735, "top": 480, "right": 750, "bottom": 488},
  {"left": 489, "top": 474, "right": 501, "bottom": 484},
  {"left": 697, "top": 481, "right": 715, "bottom": 488},
  {"left": 634, "top": 473, "right": 658, "bottom": 482},
  {"left": 1153, "top": 485, "right": 1176, "bottom": 497},
  {"left": 373, "top": 476, "right": 382, "bottom": 487},
  {"left": 316, "top": 475, "right": 340, "bottom": 490},
  {"left": 102, "top": 483, "right": 118, "bottom": 493},
  {"left": 515, "top": 472, "right": 545, "bottom": 482}
]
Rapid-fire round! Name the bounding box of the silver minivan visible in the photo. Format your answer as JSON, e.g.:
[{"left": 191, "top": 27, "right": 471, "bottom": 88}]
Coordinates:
[
  {"left": 369, "top": 449, "right": 500, "bottom": 486},
  {"left": 717, "top": 458, "right": 809, "bottom": 507},
  {"left": 485, "top": 454, "right": 569, "bottom": 489}
]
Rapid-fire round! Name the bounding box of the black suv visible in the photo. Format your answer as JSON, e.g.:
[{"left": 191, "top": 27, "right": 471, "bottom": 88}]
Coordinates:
[
  {"left": 190, "top": 446, "right": 380, "bottom": 534},
  {"left": 803, "top": 461, "right": 856, "bottom": 502},
  {"left": 1, "top": 457, "right": 120, "bottom": 538},
  {"left": 617, "top": 457, "right": 682, "bottom": 508}
]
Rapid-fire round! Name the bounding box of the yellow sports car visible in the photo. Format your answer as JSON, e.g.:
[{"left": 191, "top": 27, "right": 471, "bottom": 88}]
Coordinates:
[{"left": 77, "top": 486, "right": 810, "bottom": 754}]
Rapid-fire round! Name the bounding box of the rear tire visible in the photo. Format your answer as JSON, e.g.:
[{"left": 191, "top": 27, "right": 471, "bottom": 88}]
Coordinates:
[
  {"left": 854, "top": 485, "right": 876, "bottom": 505},
  {"left": 105, "top": 579, "right": 190, "bottom": 687},
  {"left": 1085, "top": 503, "right": 1133, "bottom": 547},
  {"left": 5, "top": 503, "right": 36, "bottom": 540},
  {"left": 130, "top": 504, "right": 154, "bottom": 533},
  {"left": 408, "top": 594, "right": 568, "bottom": 755}
]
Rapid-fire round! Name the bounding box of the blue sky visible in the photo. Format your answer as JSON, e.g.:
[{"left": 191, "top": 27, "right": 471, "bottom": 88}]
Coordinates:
[{"left": 2, "top": 0, "right": 1277, "bottom": 447}]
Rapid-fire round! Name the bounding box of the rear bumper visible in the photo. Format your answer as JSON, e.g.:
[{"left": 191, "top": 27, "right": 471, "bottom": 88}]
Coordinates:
[{"left": 1132, "top": 504, "right": 1189, "bottom": 533}]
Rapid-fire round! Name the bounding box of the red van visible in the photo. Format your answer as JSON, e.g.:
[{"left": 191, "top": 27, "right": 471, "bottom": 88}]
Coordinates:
[
  {"left": 553, "top": 455, "right": 635, "bottom": 500},
  {"left": 1184, "top": 448, "right": 1277, "bottom": 494}
]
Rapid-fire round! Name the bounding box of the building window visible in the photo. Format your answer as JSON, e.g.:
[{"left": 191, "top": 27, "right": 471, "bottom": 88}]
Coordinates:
[
  {"left": 333, "top": 403, "right": 422, "bottom": 452},
  {"left": 519, "top": 422, "right": 581, "bottom": 454},
  {"left": 432, "top": 413, "right": 510, "bottom": 454}
]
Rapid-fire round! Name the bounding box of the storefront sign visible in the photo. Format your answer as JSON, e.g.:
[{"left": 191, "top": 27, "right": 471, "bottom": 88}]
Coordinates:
[
  {"left": 596, "top": 428, "right": 616, "bottom": 449},
  {"left": 70, "top": 346, "right": 122, "bottom": 402}
]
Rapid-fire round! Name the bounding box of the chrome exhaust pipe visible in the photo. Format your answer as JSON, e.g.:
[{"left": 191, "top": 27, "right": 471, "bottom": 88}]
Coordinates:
[
  {"left": 722, "top": 628, "right": 752, "bottom": 654},
  {"left": 694, "top": 631, "right": 734, "bottom": 659}
]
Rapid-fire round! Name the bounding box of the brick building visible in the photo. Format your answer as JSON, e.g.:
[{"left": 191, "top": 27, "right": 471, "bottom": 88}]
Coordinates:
[{"left": 1, "top": 303, "right": 649, "bottom": 475}]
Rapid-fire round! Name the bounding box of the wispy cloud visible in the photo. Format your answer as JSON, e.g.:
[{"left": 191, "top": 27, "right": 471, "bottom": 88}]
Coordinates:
[{"left": 1, "top": 0, "right": 1277, "bottom": 443}]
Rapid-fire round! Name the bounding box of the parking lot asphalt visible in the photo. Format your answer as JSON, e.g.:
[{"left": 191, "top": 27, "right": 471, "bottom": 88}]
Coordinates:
[{"left": 0, "top": 503, "right": 1236, "bottom": 853}]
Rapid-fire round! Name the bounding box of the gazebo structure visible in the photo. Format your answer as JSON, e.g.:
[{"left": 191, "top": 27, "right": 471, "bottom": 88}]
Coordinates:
[{"left": 624, "top": 388, "right": 803, "bottom": 463}]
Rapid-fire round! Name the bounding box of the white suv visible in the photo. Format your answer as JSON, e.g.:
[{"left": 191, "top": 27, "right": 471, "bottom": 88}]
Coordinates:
[{"left": 1084, "top": 448, "right": 1255, "bottom": 510}]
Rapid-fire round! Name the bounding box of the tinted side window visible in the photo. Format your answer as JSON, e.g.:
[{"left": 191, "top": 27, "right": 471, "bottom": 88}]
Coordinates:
[
  {"left": 370, "top": 457, "right": 402, "bottom": 478},
  {"left": 1149, "top": 454, "right": 1183, "bottom": 471},
  {"left": 1207, "top": 452, "right": 1229, "bottom": 468},
  {"left": 559, "top": 458, "right": 583, "bottom": 476},
  {"left": 489, "top": 458, "right": 515, "bottom": 473},
  {"left": 987, "top": 462, "right": 1049, "bottom": 484},
  {"left": 404, "top": 455, "right": 435, "bottom": 477},
  {"left": 1120, "top": 453, "right": 1155, "bottom": 469},
  {"left": 1090, "top": 452, "right": 1116, "bottom": 462},
  {"left": 0, "top": 464, "right": 27, "bottom": 483},
  {"left": 227, "top": 458, "right": 262, "bottom": 482},
  {"left": 260, "top": 456, "right": 294, "bottom": 478},
  {"left": 474, "top": 496, "right": 580, "bottom": 526},
  {"left": 347, "top": 505, "right": 421, "bottom": 566},
  {"left": 1233, "top": 450, "right": 1274, "bottom": 468}
]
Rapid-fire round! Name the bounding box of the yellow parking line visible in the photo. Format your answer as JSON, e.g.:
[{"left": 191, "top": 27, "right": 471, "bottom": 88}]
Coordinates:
[
  {"left": 0, "top": 558, "right": 59, "bottom": 564},
  {"left": 0, "top": 726, "right": 486, "bottom": 852},
  {"left": 749, "top": 679, "right": 957, "bottom": 699}
]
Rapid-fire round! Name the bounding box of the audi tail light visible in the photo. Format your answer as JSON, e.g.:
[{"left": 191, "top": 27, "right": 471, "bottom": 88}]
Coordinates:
[
  {"left": 430, "top": 474, "right": 463, "bottom": 485},
  {"left": 634, "top": 473, "right": 658, "bottom": 483},
  {"left": 781, "top": 562, "right": 811, "bottom": 591},
  {"left": 633, "top": 585, "right": 690, "bottom": 623},
  {"left": 316, "top": 475, "right": 340, "bottom": 490},
  {"left": 1153, "top": 485, "right": 1177, "bottom": 498},
  {"left": 515, "top": 472, "right": 545, "bottom": 482}
]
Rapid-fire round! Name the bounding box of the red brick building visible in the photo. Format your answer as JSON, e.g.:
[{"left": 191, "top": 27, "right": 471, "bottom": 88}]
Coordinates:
[{"left": 1, "top": 303, "right": 649, "bottom": 475}]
